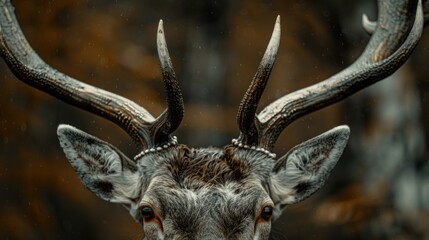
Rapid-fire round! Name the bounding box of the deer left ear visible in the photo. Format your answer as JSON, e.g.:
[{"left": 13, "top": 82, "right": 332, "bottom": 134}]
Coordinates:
[
  {"left": 57, "top": 124, "right": 142, "bottom": 205},
  {"left": 269, "top": 126, "right": 350, "bottom": 207}
]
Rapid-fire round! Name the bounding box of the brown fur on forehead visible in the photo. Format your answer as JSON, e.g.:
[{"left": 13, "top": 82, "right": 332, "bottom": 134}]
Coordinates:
[
  {"left": 167, "top": 145, "right": 251, "bottom": 187},
  {"left": 138, "top": 144, "right": 275, "bottom": 192},
  {"left": 223, "top": 146, "right": 275, "bottom": 179},
  {"left": 154, "top": 145, "right": 274, "bottom": 188}
]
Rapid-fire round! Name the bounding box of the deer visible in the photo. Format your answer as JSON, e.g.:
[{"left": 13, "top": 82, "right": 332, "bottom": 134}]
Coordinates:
[{"left": 0, "top": 0, "right": 426, "bottom": 239}]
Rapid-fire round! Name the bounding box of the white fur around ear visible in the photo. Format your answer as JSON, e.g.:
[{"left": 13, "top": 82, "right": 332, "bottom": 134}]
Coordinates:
[
  {"left": 57, "top": 124, "right": 142, "bottom": 205},
  {"left": 269, "top": 125, "right": 350, "bottom": 207}
]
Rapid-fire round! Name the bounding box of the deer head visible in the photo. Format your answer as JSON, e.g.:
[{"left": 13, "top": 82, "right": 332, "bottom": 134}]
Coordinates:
[{"left": 0, "top": 0, "right": 425, "bottom": 239}]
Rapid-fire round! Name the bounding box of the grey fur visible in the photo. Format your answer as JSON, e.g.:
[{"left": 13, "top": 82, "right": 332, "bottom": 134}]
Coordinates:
[
  {"left": 269, "top": 126, "right": 350, "bottom": 208},
  {"left": 57, "top": 125, "right": 142, "bottom": 205},
  {"left": 57, "top": 124, "right": 349, "bottom": 239}
]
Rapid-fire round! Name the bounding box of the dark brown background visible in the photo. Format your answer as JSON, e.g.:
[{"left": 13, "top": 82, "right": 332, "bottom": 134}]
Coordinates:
[{"left": 1, "top": 0, "right": 428, "bottom": 239}]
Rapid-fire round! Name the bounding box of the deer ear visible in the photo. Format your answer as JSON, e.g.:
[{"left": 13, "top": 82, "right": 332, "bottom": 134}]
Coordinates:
[
  {"left": 57, "top": 124, "right": 142, "bottom": 205},
  {"left": 269, "top": 126, "right": 350, "bottom": 206}
]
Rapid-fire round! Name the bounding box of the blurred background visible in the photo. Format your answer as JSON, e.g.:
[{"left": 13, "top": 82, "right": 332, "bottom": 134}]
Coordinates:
[{"left": 0, "top": 0, "right": 428, "bottom": 239}]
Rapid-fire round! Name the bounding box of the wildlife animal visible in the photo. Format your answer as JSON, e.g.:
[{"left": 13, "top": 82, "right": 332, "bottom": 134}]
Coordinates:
[{"left": 0, "top": 0, "right": 426, "bottom": 239}]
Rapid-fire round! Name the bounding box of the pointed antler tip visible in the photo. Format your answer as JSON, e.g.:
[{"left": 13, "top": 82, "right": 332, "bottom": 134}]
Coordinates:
[
  {"left": 361, "top": 13, "right": 376, "bottom": 34},
  {"left": 274, "top": 15, "right": 281, "bottom": 30},
  {"left": 272, "top": 17, "right": 281, "bottom": 44},
  {"left": 361, "top": 13, "right": 371, "bottom": 27},
  {"left": 158, "top": 19, "right": 164, "bottom": 32},
  {"left": 157, "top": 21, "right": 166, "bottom": 40},
  {"left": 274, "top": 16, "right": 281, "bottom": 34}
]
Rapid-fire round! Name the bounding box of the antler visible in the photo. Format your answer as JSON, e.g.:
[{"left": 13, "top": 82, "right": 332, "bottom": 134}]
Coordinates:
[
  {"left": 236, "top": 0, "right": 424, "bottom": 150},
  {"left": 237, "top": 16, "right": 280, "bottom": 145},
  {"left": 0, "top": 0, "right": 183, "bottom": 150}
]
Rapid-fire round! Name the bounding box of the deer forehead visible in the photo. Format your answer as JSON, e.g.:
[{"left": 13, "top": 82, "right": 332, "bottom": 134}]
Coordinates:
[
  {"left": 137, "top": 145, "right": 275, "bottom": 211},
  {"left": 142, "top": 183, "right": 265, "bottom": 239},
  {"left": 142, "top": 175, "right": 271, "bottom": 219},
  {"left": 138, "top": 145, "right": 275, "bottom": 188}
]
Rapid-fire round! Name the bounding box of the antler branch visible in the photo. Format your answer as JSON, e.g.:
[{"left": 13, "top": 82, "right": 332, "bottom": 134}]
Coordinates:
[
  {"left": 236, "top": 16, "right": 280, "bottom": 146},
  {"left": 0, "top": 0, "right": 183, "bottom": 150},
  {"left": 236, "top": 0, "right": 424, "bottom": 150}
]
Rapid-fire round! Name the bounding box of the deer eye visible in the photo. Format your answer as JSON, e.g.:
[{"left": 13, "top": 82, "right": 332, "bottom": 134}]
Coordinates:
[
  {"left": 140, "top": 206, "right": 155, "bottom": 221},
  {"left": 261, "top": 206, "right": 273, "bottom": 221}
]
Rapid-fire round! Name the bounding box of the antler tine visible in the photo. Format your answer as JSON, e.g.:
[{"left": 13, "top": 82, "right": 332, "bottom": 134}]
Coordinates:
[
  {"left": 153, "top": 20, "right": 184, "bottom": 144},
  {"left": 0, "top": 0, "right": 183, "bottom": 150},
  {"left": 362, "top": 0, "right": 429, "bottom": 34},
  {"left": 362, "top": 14, "right": 377, "bottom": 35},
  {"left": 236, "top": 16, "right": 281, "bottom": 146},
  {"left": 256, "top": 0, "right": 424, "bottom": 150},
  {"left": 364, "top": 0, "right": 429, "bottom": 34}
]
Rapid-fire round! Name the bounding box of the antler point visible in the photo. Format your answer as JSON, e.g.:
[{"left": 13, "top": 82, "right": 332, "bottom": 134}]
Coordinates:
[{"left": 158, "top": 20, "right": 164, "bottom": 34}]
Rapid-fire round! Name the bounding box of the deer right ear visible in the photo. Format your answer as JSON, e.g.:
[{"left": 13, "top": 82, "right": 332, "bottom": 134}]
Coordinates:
[
  {"left": 269, "top": 126, "right": 350, "bottom": 207},
  {"left": 57, "top": 124, "right": 142, "bottom": 205}
]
